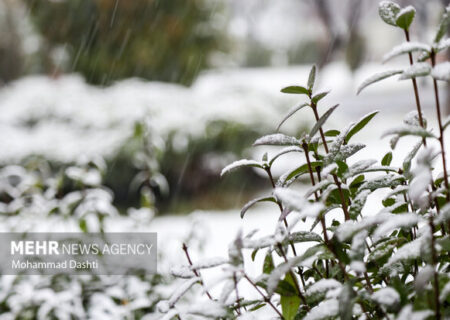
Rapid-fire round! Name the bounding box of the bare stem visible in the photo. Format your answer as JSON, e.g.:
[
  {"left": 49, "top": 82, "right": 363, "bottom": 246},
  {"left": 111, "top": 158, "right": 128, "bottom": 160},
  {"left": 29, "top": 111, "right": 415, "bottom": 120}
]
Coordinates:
[
  {"left": 310, "top": 103, "right": 350, "bottom": 220},
  {"left": 404, "top": 29, "right": 427, "bottom": 146},
  {"left": 277, "top": 244, "right": 308, "bottom": 306},
  {"left": 244, "top": 275, "right": 285, "bottom": 319},
  {"left": 182, "top": 243, "right": 213, "bottom": 300},
  {"left": 431, "top": 51, "right": 450, "bottom": 202},
  {"left": 429, "top": 215, "right": 441, "bottom": 320},
  {"left": 233, "top": 272, "right": 242, "bottom": 315}
]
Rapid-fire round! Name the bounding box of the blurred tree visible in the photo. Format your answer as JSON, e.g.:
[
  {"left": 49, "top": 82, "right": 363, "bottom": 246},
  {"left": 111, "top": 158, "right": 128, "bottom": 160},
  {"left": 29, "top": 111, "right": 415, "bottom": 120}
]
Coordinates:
[{"left": 26, "top": 0, "right": 225, "bottom": 85}]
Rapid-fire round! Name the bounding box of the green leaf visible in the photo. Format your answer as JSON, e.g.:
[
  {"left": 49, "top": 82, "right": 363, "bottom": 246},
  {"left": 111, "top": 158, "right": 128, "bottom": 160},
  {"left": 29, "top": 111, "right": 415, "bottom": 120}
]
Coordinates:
[
  {"left": 277, "top": 103, "right": 309, "bottom": 131},
  {"left": 278, "top": 161, "right": 322, "bottom": 186},
  {"left": 434, "top": 7, "right": 450, "bottom": 43},
  {"left": 324, "top": 129, "right": 340, "bottom": 137},
  {"left": 382, "top": 152, "right": 393, "bottom": 166},
  {"left": 281, "top": 273, "right": 301, "bottom": 320},
  {"left": 309, "top": 104, "right": 339, "bottom": 139},
  {"left": 281, "top": 86, "right": 310, "bottom": 95},
  {"left": 395, "top": 6, "right": 416, "bottom": 30},
  {"left": 263, "top": 251, "right": 275, "bottom": 274},
  {"left": 339, "top": 282, "right": 356, "bottom": 320},
  {"left": 357, "top": 70, "right": 403, "bottom": 94},
  {"left": 79, "top": 218, "right": 88, "bottom": 233},
  {"left": 241, "top": 196, "right": 277, "bottom": 218},
  {"left": 378, "top": 1, "right": 401, "bottom": 26},
  {"left": 345, "top": 111, "right": 379, "bottom": 143},
  {"left": 307, "top": 65, "right": 316, "bottom": 91},
  {"left": 311, "top": 91, "right": 329, "bottom": 104},
  {"left": 251, "top": 249, "right": 259, "bottom": 261}
]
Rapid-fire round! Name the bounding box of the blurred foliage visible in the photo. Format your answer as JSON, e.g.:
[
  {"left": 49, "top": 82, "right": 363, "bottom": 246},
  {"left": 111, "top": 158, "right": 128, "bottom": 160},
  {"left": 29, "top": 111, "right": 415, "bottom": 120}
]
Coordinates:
[{"left": 25, "top": 0, "right": 225, "bottom": 85}]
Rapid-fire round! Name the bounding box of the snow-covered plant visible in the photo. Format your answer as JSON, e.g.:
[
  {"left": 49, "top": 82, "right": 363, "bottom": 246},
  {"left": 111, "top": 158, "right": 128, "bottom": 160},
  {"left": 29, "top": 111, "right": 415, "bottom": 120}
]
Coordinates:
[{"left": 162, "top": 3, "right": 450, "bottom": 319}]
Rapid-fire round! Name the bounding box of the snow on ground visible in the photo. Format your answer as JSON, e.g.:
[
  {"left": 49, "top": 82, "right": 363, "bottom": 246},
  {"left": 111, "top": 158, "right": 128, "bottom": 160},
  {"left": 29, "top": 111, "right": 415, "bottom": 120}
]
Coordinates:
[{"left": 0, "top": 61, "right": 445, "bottom": 163}]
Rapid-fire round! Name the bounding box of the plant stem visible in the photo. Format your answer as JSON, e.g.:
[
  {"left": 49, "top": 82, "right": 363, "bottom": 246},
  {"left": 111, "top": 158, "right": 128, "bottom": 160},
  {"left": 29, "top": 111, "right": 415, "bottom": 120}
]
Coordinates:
[
  {"left": 310, "top": 103, "right": 350, "bottom": 220},
  {"left": 404, "top": 29, "right": 427, "bottom": 146},
  {"left": 431, "top": 51, "right": 450, "bottom": 202},
  {"left": 429, "top": 215, "right": 441, "bottom": 320},
  {"left": 244, "top": 275, "right": 285, "bottom": 319},
  {"left": 302, "top": 142, "right": 330, "bottom": 277},
  {"left": 277, "top": 244, "right": 308, "bottom": 306},
  {"left": 233, "top": 272, "right": 242, "bottom": 315},
  {"left": 182, "top": 243, "right": 213, "bottom": 300},
  {"left": 265, "top": 167, "right": 300, "bottom": 257},
  {"left": 302, "top": 142, "right": 329, "bottom": 245}
]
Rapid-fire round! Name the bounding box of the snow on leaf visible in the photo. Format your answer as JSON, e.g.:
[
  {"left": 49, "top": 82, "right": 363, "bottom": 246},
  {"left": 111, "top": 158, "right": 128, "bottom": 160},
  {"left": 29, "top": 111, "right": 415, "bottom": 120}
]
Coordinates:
[
  {"left": 373, "top": 213, "right": 420, "bottom": 241},
  {"left": 436, "top": 203, "right": 450, "bottom": 225},
  {"left": 307, "top": 279, "right": 342, "bottom": 295},
  {"left": 382, "top": 42, "right": 431, "bottom": 62},
  {"left": 274, "top": 188, "right": 324, "bottom": 218},
  {"left": 403, "top": 110, "right": 425, "bottom": 128},
  {"left": 350, "top": 230, "right": 368, "bottom": 261},
  {"left": 349, "top": 190, "right": 371, "bottom": 219},
  {"left": 305, "top": 179, "right": 333, "bottom": 198},
  {"left": 277, "top": 103, "right": 309, "bottom": 131},
  {"left": 170, "top": 265, "right": 196, "bottom": 279},
  {"left": 277, "top": 161, "right": 322, "bottom": 187},
  {"left": 358, "top": 174, "right": 403, "bottom": 192},
  {"left": 414, "top": 265, "right": 434, "bottom": 292},
  {"left": 253, "top": 133, "right": 300, "bottom": 147},
  {"left": 440, "top": 281, "right": 450, "bottom": 302},
  {"left": 267, "top": 255, "right": 303, "bottom": 295},
  {"left": 187, "top": 300, "right": 227, "bottom": 318},
  {"left": 334, "top": 143, "right": 365, "bottom": 162},
  {"left": 336, "top": 212, "right": 393, "bottom": 242},
  {"left": 399, "top": 63, "right": 431, "bottom": 80},
  {"left": 168, "top": 277, "right": 200, "bottom": 307},
  {"left": 382, "top": 125, "right": 436, "bottom": 139},
  {"left": 191, "top": 257, "right": 229, "bottom": 270},
  {"left": 431, "top": 62, "right": 450, "bottom": 81},
  {"left": 304, "top": 299, "right": 339, "bottom": 320},
  {"left": 372, "top": 287, "right": 400, "bottom": 308},
  {"left": 288, "top": 231, "right": 322, "bottom": 243},
  {"left": 357, "top": 70, "right": 403, "bottom": 94},
  {"left": 403, "top": 141, "right": 422, "bottom": 176},
  {"left": 436, "top": 38, "right": 450, "bottom": 52},
  {"left": 324, "top": 124, "right": 353, "bottom": 165},
  {"left": 221, "top": 159, "right": 263, "bottom": 176},
  {"left": 345, "top": 159, "right": 377, "bottom": 178},
  {"left": 395, "top": 6, "right": 415, "bottom": 30},
  {"left": 378, "top": 1, "right": 401, "bottom": 26},
  {"left": 383, "top": 229, "right": 430, "bottom": 271},
  {"left": 309, "top": 105, "right": 339, "bottom": 139},
  {"left": 350, "top": 261, "right": 366, "bottom": 273},
  {"left": 396, "top": 305, "right": 434, "bottom": 320},
  {"left": 240, "top": 196, "right": 277, "bottom": 218},
  {"left": 409, "top": 169, "right": 432, "bottom": 208},
  {"left": 384, "top": 185, "right": 409, "bottom": 200},
  {"left": 269, "top": 146, "right": 303, "bottom": 166}
]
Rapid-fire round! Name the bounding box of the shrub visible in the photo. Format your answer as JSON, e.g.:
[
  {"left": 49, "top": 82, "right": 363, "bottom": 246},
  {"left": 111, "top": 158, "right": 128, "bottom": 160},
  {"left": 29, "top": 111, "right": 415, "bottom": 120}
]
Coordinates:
[
  {"left": 25, "top": 0, "right": 225, "bottom": 85},
  {"left": 159, "top": 2, "right": 450, "bottom": 319}
]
